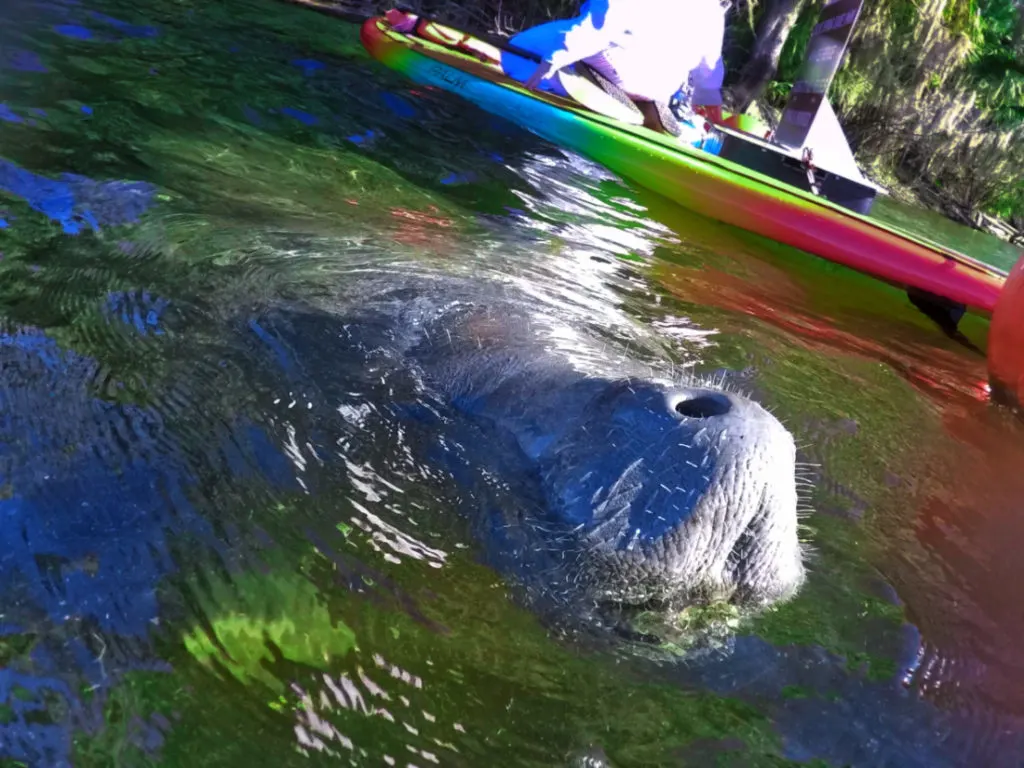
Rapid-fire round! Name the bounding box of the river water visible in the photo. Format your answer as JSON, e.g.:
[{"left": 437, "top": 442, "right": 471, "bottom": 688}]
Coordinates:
[{"left": 1, "top": 0, "right": 1023, "bottom": 765}]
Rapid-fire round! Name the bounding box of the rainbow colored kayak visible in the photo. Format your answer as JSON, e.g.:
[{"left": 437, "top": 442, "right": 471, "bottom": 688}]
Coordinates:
[{"left": 360, "top": 13, "right": 1007, "bottom": 314}]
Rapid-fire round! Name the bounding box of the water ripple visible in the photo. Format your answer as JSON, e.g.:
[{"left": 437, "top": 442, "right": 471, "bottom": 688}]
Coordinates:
[{"left": 1, "top": 0, "right": 1021, "bottom": 763}]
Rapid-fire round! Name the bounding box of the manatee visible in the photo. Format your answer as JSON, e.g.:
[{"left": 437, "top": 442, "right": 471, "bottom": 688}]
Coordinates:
[{"left": 242, "top": 266, "right": 807, "bottom": 622}]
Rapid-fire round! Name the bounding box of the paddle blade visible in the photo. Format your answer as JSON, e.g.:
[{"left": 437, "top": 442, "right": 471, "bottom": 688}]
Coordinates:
[{"left": 556, "top": 69, "right": 645, "bottom": 126}]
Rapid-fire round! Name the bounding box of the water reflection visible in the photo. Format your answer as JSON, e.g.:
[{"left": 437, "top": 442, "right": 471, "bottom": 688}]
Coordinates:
[
  {"left": 0, "top": 325, "right": 194, "bottom": 765},
  {"left": 288, "top": 656, "right": 460, "bottom": 764},
  {"left": 2, "top": 0, "right": 1024, "bottom": 763},
  {"left": 898, "top": 401, "right": 1024, "bottom": 757},
  {"left": 0, "top": 158, "right": 153, "bottom": 234},
  {"left": 635, "top": 193, "right": 1024, "bottom": 763}
]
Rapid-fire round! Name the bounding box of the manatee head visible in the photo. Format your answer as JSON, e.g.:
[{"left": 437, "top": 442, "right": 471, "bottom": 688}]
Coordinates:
[{"left": 535, "top": 378, "right": 805, "bottom": 609}]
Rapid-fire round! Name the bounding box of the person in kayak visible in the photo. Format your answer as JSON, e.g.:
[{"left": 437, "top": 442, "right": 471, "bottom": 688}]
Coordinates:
[{"left": 501, "top": 0, "right": 728, "bottom": 133}]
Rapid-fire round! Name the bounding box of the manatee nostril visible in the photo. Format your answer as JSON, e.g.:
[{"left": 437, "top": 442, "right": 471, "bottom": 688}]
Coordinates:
[{"left": 675, "top": 394, "right": 732, "bottom": 419}]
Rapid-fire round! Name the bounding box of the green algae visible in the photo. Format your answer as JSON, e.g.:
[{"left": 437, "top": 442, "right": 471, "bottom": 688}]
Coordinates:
[
  {"left": 168, "top": 552, "right": 790, "bottom": 766},
  {"left": 181, "top": 570, "right": 357, "bottom": 692}
]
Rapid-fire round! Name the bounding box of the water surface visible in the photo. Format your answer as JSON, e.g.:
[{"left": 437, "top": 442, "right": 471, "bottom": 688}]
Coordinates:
[{"left": 1, "top": 0, "right": 1023, "bottom": 765}]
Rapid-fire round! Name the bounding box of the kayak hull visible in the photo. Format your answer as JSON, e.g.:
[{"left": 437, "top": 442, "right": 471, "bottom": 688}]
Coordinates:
[
  {"left": 360, "top": 16, "right": 1005, "bottom": 314},
  {"left": 989, "top": 252, "right": 1024, "bottom": 411}
]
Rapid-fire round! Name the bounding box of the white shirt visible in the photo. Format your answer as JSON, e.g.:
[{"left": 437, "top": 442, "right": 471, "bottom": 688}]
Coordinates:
[{"left": 513, "top": 0, "right": 726, "bottom": 104}]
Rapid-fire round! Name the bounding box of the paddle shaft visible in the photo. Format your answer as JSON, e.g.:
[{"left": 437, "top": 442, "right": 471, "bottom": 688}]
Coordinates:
[{"left": 393, "top": 5, "right": 546, "bottom": 63}]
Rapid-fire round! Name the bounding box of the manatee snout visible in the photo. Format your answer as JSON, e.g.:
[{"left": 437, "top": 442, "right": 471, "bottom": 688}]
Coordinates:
[
  {"left": 249, "top": 276, "right": 808, "bottom": 621},
  {"left": 536, "top": 380, "right": 806, "bottom": 610}
]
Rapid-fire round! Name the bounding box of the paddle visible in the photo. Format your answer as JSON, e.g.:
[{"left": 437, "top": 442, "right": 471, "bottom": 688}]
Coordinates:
[{"left": 557, "top": 65, "right": 647, "bottom": 126}]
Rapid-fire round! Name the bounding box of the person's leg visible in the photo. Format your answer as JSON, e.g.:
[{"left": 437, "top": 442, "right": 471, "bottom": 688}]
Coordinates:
[
  {"left": 502, "top": 23, "right": 679, "bottom": 135},
  {"left": 501, "top": 21, "right": 575, "bottom": 98},
  {"left": 579, "top": 50, "right": 681, "bottom": 135},
  {"left": 633, "top": 100, "right": 682, "bottom": 135}
]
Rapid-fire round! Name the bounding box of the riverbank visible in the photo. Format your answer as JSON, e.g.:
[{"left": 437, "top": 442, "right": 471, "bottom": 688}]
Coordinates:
[{"left": 865, "top": 166, "right": 1024, "bottom": 247}]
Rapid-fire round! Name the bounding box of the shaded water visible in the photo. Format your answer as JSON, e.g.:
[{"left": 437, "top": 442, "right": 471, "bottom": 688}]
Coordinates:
[
  {"left": 1, "top": 0, "right": 1023, "bottom": 765},
  {"left": 870, "top": 195, "right": 1020, "bottom": 273}
]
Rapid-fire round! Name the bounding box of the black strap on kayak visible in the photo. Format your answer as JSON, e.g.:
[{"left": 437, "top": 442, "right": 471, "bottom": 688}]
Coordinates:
[{"left": 801, "top": 147, "right": 822, "bottom": 196}]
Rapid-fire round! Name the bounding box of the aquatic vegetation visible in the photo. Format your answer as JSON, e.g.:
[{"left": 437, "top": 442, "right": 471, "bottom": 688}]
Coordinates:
[{"left": 181, "top": 570, "right": 358, "bottom": 691}]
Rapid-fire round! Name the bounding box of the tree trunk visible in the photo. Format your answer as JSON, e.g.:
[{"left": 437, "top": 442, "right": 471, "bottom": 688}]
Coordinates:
[{"left": 729, "top": 0, "right": 809, "bottom": 112}]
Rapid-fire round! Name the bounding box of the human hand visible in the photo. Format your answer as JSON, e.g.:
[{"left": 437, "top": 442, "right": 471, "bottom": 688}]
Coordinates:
[{"left": 524, "top": 61, "right": 553, "bottom": 91}]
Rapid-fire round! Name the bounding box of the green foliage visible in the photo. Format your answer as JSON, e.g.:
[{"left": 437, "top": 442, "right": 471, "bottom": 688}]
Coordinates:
[
  {"left": 775, "top": 0, "right": 822, "bottom": 83},
  {"left": 968, "top": 0, "right": 1024, "bottom": 126},
  {"left": 943, "top": 0, "right": 983, "bottom": 39},
  {"left": 986, "top": 181, "right": 1024, "bottom": 222},
  {"left": 885, "top": 0, "right": 924, "bottom": 34},
  {"left": 764, "top": 79, "right": 793, "bottom": 108},
  {"left": 737, "top": 0, "right": 1022, "bottom": 224}
]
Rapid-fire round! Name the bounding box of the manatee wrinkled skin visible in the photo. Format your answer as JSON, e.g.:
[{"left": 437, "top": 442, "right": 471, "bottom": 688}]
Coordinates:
[{"left": 252, "top": 270, "right": 807, "bottom": 612}]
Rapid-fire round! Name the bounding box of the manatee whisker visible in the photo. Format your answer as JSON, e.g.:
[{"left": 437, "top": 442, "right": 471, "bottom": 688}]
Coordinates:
[{"left": 262, "top": 268, "right": 807, "bottom": 649}]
